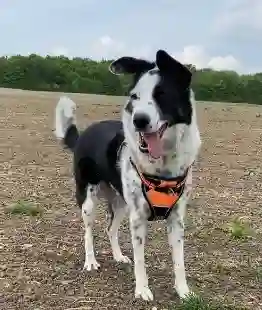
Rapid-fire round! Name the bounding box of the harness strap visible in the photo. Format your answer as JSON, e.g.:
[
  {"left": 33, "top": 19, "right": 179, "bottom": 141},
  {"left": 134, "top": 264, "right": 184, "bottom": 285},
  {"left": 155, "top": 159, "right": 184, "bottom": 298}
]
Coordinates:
[
  {"left": 130, "top": 159, "right": 189, "bottom": 189},
  {"left": 130, "top": 158, "right": 191, "bottom": 221}
]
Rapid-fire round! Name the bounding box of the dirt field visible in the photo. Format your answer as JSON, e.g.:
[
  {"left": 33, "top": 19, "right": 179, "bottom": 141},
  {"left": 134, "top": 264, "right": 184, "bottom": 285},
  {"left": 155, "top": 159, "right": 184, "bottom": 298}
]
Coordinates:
[{"left": 0, "top": 89, "right": 261, "bottom": 310}]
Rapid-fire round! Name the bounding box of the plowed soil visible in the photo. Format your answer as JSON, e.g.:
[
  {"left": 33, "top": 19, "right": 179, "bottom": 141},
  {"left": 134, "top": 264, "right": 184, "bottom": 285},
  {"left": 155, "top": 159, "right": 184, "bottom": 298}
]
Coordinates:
[{"left": 0, "top": 89, "right": 261, "bottom": 310}]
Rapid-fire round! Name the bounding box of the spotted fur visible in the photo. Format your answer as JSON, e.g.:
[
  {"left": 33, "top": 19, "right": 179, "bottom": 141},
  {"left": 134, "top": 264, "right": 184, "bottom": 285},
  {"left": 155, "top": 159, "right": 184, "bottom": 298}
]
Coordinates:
[{"left": 54, "top": 50, "right": 201, "bottom": 301}]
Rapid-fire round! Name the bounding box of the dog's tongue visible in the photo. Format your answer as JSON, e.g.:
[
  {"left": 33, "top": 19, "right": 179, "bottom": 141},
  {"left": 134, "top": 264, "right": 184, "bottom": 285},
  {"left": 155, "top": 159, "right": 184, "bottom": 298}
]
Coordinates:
[{"left": 143, "top": 132, "right": 163, "bottom": 159}]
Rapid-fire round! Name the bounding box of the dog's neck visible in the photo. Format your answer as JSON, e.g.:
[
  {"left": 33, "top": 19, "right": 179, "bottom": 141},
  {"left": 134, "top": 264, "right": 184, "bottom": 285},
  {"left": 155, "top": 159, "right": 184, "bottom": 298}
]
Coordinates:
[{"left": 123, "top": 110, "right": 201, "bottom": 178}]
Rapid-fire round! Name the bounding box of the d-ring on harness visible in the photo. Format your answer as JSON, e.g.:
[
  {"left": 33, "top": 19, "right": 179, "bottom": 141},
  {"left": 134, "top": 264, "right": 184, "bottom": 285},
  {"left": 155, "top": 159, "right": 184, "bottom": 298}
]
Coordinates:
[{"left": 130, "top": 159, "right": 190, "bottom": 221}]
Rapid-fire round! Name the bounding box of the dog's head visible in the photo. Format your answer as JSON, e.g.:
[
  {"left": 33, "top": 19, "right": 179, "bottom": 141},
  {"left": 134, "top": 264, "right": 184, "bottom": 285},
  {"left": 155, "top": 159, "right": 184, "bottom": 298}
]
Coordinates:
[{"left": 109, "top": 50, "right": 193, "bottom": 159}]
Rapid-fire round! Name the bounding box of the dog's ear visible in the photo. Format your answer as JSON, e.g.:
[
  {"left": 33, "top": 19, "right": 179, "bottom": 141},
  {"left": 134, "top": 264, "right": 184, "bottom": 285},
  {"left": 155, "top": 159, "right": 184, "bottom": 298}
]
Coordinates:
[
  {"left": 109, "top": 57, "right": 155, "bottom": 75},
  {"left": 156, "top": 50, "right": 192, "bottom": 88}
]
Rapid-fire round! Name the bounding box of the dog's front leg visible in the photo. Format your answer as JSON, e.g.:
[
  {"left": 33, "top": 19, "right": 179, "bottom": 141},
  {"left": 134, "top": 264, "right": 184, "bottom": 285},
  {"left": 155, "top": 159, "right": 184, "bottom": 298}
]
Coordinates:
[
  {"left": 129, "top": 208, "right": 153, "bottom": 301},
  {"left": 167, "top": 197, "right": 191, "bottom": 299}
]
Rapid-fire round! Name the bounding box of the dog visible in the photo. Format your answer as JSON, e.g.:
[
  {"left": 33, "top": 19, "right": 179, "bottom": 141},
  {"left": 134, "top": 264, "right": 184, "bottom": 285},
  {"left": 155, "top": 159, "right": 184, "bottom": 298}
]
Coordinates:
[{"left": 54, "top": 50, "right": 201, "bottom": 301}]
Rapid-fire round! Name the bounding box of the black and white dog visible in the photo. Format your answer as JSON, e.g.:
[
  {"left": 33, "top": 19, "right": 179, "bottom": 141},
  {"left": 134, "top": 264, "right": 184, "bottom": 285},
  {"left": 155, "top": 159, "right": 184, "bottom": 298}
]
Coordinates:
[{"left": 54, "top": 50, "right": 201, "bottom": 301}]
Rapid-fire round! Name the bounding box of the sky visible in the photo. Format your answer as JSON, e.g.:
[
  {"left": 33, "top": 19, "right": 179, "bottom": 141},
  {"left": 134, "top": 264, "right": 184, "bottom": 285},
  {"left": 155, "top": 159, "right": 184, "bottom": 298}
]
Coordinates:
[{"left": 1, "top": 0, "right": 261, "bottom": 74}]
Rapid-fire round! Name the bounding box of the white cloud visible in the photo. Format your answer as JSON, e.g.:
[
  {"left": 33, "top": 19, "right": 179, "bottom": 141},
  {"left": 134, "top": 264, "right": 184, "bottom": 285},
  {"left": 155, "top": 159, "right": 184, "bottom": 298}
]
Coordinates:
[
  {"left": 50, "top": 46, "right": 69, "bottom": 57},
  {"left": 46, "top": 40, "right": 243, "bottom": 73},
  {"left": 99, "top": 36, "right": 113, "bottom": 46},
  {"left": 173, "top": 46, "right": 208, "bottom": 69},
  {"left": 208, "top": 55, "right": 240, "bottom": 71},
  {"left": 213, "top": 0, "right": 262, "bottom": 35},
  {"left": 173, "top": 45, "right": 241, "bottom": 72},
  {"left": 90, "top": 37, "right": 241, "bottom": 72},
  {"left": 89, "top": 35, "right": 152, "bottom": 60}
]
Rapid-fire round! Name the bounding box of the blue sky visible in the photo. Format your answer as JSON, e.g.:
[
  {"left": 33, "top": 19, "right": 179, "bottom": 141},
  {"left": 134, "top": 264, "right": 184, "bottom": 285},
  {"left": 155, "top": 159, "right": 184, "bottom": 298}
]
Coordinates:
[{"left": 1, "top": 0, "right": 261, "bottom": 73}]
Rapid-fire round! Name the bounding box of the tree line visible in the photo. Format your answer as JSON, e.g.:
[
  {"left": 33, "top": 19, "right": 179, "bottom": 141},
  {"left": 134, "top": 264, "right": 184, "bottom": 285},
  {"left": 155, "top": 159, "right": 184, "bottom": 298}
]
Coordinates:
[{"left": 0, "top": 54, "right": 261, "bottom": 104}]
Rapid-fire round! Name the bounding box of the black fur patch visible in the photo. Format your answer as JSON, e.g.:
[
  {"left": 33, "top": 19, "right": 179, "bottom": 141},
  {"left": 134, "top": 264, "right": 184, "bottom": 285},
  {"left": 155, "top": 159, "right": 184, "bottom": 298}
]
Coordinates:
[
  {"left": 107, "top": 203, "right": 114, "bottom": 232},
  {"left": 64, "top": 124, "right": 79, "bottom": 151},
  {"left": 153, "top": 50, "right": 192, "bottom": 126},
  {"left": 125, "top": 100, "right": 133, "bottom": 114},
  {"left": 70, "top": 120, "right": 125, "bottom": 210},
  {"left": 152, "top": 78, "right": 192, "bottom": 126},
  {"left": 123, "top": 50, "right": 193, "bottom": 127},
  {"left": 135, "top": 236, "right": 143, "bottom": 245}
]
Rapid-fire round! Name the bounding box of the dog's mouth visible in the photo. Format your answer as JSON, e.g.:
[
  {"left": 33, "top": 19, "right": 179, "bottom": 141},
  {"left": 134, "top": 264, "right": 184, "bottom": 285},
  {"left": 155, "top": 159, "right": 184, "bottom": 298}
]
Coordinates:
[{"left": 139, "top": 122, "right": 168, "bottom": 159}]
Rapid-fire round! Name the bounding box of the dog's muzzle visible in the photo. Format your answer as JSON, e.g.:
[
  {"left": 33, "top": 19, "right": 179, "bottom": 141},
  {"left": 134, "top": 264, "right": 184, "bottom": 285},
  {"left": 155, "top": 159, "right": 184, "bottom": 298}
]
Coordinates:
[
  {"left": 138, "top": 122, "right": 168, "bottom": 159},
  {"left": 133, "top": 112, "right": 150, "bottom": 131}
]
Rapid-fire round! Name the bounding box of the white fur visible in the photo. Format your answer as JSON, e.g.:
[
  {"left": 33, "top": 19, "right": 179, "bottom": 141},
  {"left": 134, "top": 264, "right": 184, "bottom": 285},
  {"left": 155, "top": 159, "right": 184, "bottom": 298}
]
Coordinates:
[
  {"left": 55, "top": 96, "right": 76, "bottom": 139},
  {"left": 82, "top": 185, "right": 100, "bottom": 271},
  {"left": 55, "top": 68, "right": 201, "bottom": 301},
  {"left": 119, "top": 75, "right": 201, "bottom": 300},
  {"left": 81, "top": 183, "right": 130, "bottom": 270},
  {"left": 131, "top": 71, "right": 161, "bottom": 132},
  {"left": 123, "top": 77, "right": 201, "bottom": 176}
]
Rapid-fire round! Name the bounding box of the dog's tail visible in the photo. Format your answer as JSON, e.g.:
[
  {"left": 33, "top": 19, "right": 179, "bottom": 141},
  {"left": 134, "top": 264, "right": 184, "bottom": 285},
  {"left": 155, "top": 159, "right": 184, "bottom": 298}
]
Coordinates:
[{"left": 54, "top": 96, "right": 79, "bottom": 151}]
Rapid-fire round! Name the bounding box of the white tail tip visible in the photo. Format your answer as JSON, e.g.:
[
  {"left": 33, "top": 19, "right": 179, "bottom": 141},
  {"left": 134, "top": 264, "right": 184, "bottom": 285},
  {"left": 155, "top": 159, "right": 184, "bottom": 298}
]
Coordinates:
[{"left": 55, "top": 96, "right": 77, "bottom": 139}]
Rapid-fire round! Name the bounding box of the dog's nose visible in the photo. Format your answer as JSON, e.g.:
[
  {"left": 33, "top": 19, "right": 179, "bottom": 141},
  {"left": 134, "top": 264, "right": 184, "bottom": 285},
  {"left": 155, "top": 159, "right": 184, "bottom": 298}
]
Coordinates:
[{"left": 133, "top": 113, "right": 150, "bottom": 130}]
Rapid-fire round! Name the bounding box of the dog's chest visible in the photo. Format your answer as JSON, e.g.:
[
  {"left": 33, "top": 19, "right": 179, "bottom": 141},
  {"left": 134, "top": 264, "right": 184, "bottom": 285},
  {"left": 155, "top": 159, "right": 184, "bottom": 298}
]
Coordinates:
[
  {"left": 126, "top": 156, "right": 189, "bottom": 221},
  {"left": 139, "top": 154, "right": 187, "bottom": 178}
]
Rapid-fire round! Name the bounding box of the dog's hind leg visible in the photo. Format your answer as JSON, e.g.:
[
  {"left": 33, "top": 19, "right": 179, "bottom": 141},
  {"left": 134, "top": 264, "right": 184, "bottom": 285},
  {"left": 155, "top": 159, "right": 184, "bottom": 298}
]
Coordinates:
[
  {"left": 107, "top": 200, "right": 131, "bottom": 264},
  {"left": 82, "top": 185, "right": 100, "bottom": 271}
]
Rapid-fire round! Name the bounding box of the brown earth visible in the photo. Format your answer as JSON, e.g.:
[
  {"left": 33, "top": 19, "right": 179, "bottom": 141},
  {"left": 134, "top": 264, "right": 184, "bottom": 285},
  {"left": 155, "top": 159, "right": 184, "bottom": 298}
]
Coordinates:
[{"left": 0, "top": 89, "right": 261, "bottom": 310}]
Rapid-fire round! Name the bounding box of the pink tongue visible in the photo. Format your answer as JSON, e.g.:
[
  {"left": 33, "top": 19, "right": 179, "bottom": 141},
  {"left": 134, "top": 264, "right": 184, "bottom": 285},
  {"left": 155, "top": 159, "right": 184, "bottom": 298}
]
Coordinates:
[{"left": 143, "top": 133, "right": 163, "bottom": 159}]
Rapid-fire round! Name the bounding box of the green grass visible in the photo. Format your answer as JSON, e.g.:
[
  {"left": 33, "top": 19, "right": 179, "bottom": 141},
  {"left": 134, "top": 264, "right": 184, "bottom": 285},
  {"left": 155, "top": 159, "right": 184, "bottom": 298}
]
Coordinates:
[
  {"left": 177, "top": 294, "right": 213, "bottom": 310},
  {"left": 227, "top": 218, "right": 252, "bottom": 239},
  {"left": 255, "top": 266, "right": 262, "bottom": 283},
  {"left": 6, "top": 200, "right": 42, "bottom": 216},
  {"left": 177, "top": 294, "right": 246, "bottom": 310}
]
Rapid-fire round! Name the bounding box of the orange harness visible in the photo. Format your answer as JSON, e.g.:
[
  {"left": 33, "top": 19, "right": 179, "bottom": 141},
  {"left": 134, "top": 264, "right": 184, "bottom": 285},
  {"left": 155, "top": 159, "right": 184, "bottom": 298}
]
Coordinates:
[{"left": 130, "top": 160, "right": 189, "bottom": 221}]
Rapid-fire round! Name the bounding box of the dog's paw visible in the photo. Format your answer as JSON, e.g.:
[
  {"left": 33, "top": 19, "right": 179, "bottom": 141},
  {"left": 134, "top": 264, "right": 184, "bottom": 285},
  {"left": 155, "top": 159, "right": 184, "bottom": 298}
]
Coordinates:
[
  {"left": 175, "top": 284, "right": 192, "bottom": 299},
  {"left": 114, "top": 254, "right": 132, "bottom": 264},
  {"left": 182, "top": 291, "right": 197, "bottom": 299},
  {"left": 135, "top": 286, "right": 154, "bottom": 301},
  {"left": 83, "top": 257, "right": 100, "bottom": 271}
]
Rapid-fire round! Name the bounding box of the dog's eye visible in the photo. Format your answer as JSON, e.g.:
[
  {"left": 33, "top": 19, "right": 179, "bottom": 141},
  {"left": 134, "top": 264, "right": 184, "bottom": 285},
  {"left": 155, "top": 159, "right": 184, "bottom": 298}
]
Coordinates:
[{"left": 130, "top": 93, "right": 139, "bottom": 100}]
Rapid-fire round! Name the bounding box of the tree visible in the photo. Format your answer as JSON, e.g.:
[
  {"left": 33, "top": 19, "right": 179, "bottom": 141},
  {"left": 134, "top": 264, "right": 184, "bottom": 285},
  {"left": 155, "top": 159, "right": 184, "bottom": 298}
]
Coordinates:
[{"left": 0, "top": 54, "right": 261, "bottom": 104}]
